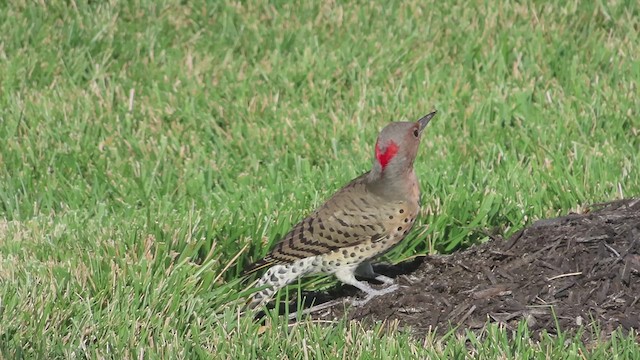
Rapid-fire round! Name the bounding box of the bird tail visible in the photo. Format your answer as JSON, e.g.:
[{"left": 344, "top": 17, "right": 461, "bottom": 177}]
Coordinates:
[
  {"left": 241, "top": 257, "right": 276, "bottom": 311},
  {"left": 242, "top": 256, "right": 275, "bottom": 276}
]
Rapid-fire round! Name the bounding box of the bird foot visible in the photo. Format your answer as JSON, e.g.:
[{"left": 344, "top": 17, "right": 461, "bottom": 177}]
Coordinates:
[
  {"left": 350, "top": 284, "right": 399, "bottom": 307},
  {"left": 374, "top": 274, "right": 395, "bottom": 285}
]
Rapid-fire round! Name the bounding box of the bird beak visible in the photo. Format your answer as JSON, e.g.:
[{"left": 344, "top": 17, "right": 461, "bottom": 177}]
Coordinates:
[{"left": 417, "top": 111, "right": 437, "bottom": 133}]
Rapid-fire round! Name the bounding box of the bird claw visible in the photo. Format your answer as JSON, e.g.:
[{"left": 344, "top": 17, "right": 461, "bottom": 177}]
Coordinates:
[
  {"left": 374, "top": 274, "right": 395, "bottom": 285},
  {"left": 350, "top": 284, "right": 399, "bottom": 306}
]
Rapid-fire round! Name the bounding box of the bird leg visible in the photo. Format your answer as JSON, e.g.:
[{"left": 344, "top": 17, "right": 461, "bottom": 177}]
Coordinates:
[
  {"left": 334, "top": 267, "right": 399, "bottom": 306},
  {"left": 355, "top": 261, "right": 395, "bottom": 285}
]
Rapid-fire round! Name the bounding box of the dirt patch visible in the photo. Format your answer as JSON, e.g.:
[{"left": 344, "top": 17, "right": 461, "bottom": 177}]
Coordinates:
[{"left": 311, "top": 198, "right": 640, "bottom": 339}]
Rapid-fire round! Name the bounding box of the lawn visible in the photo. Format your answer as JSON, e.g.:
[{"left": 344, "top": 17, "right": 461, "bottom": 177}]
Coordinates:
[{"left": 0, "top": 0, "right": 638, "bottom": 358}]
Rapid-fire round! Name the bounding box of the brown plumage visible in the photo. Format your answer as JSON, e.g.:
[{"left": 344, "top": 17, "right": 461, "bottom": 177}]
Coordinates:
[{"left": 245, "top": 111, "right": 437, "bottom": 308}]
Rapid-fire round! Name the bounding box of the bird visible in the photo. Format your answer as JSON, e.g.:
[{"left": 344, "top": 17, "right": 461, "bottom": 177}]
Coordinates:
[{"left": 244, "top": 111, "right": 437, "bottom": 309}]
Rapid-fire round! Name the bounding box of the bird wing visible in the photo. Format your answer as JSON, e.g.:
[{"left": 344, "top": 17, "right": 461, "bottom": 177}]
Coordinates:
[{"left": 244, "top": 172, "right": 401, "bottom": 274}]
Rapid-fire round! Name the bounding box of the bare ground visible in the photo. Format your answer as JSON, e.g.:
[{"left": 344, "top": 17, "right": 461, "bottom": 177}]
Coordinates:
[{"left": 297, "top": 198, "right": 640, "bottom": 340}]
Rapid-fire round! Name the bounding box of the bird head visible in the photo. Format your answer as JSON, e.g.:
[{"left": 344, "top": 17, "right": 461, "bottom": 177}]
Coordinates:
[{"left": 372, "top": 111, "right": 436, "bottom": 176}]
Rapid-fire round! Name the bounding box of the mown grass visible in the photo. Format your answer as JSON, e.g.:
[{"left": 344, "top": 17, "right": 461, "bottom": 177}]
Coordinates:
[{"left": 0, "top": 0, "right": 638, "bottom": 358}]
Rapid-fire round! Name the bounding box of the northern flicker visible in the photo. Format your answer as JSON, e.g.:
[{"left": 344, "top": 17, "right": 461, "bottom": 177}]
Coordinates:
[{"left": 245, "top": 111, "right": 437, "bottom": 308}]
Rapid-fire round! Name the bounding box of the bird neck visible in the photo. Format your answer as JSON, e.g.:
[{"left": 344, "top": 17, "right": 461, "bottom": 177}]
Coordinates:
[{"left": 366, "top": 165, "right": 418, "bottom": 201}]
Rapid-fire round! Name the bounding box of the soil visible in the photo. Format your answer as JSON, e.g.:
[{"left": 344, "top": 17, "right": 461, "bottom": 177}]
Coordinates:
[{"left": 301, "top": 198, "right": 640, "bottom": 340}]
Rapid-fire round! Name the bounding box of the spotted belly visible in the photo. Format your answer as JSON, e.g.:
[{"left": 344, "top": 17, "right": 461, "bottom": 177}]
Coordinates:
[{"left": 317, "top": 217, "right": 417, "bottom": 273}]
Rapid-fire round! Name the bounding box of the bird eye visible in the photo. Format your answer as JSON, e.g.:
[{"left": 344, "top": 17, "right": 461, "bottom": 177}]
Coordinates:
[{"left": 413, "top": 129, "right": 419, "bottom": 137}]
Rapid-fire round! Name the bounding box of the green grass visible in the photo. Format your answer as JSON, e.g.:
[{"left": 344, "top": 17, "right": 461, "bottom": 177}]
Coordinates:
[{"left": 1, "top": 0, "right": 639, "bottom": 358}]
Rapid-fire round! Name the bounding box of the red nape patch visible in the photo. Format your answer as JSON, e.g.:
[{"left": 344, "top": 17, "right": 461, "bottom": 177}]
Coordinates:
[{"left": 375, "top": 140, "right": 399, "bottom": 169}]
